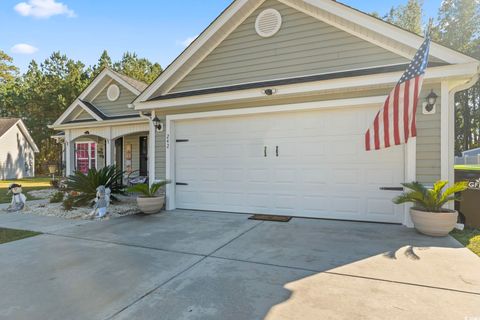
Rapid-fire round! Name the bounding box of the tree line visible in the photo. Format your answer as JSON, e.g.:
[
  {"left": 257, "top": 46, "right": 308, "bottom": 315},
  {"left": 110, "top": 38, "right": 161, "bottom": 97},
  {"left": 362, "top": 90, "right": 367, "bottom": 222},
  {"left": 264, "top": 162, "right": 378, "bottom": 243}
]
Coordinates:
[
  {"left": 0, "top": 0, "right": 479, "bottom": 174},
  {"left": 0, "top": 50, "right": 162, "bottom": 173}
]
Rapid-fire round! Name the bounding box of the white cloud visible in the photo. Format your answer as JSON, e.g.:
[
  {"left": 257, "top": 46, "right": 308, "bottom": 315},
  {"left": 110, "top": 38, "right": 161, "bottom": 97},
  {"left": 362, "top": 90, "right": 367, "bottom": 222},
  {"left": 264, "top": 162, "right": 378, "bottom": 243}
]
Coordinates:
[
  {"left": 179, "top": 35, "right": 198, "bottom": 47},
  {"left": 11, "top": 43, "right": 39, "bottom": 55},
  {"left": 14, "top": 0, "right": 75, "bottom": 19}
]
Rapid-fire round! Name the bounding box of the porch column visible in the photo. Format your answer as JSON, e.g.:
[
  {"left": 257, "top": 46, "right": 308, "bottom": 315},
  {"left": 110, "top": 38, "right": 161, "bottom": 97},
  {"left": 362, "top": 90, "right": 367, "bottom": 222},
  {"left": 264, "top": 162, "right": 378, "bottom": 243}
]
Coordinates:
[
  {"left": 148, "top": 110, "right": 156, "bottom": 185},
  {"left": 105, "top": 139, "right": 114, "bottom": 167},
  {"left": 65, "top": 130, "right": 75, "bottom": 176}
]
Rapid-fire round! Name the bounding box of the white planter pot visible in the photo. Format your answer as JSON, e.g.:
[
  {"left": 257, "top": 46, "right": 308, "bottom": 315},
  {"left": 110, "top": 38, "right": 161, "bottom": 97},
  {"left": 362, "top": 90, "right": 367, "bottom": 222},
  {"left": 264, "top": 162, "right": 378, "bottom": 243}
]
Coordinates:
[
  {"left": 136, "top": 196, "right": 165, "bottom": 214},
  {"left": 410, "top": 209, "right": 458, "bottom": 237}
]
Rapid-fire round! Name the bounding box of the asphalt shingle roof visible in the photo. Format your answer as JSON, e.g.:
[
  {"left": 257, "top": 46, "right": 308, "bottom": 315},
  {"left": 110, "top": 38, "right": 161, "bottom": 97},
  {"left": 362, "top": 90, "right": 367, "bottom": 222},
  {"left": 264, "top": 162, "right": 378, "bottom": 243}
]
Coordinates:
[{"left": 0, "top": 118, "right": 20, "bottom": 139}]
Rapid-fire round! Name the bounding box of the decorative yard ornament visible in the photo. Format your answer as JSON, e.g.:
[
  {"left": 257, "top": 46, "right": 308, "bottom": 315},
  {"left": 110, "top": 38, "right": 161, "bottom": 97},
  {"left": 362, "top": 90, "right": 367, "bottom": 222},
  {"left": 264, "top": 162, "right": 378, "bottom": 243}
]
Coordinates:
[
  {"left": 365, "top": 32, "right": 431, "bottom": 151},
  {"left": 89, "top": 185, "right": 111, "bottom": 219},
  {"left": 5, "top": 184, "right": 27, "bottom": 212}
]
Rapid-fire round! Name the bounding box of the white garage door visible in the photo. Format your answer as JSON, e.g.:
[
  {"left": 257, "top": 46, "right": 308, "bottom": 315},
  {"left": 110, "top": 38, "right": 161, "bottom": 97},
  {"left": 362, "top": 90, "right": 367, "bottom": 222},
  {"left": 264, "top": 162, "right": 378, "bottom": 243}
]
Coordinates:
[{"left": 174, "top": 106, "right": 405, "bottom": 223}]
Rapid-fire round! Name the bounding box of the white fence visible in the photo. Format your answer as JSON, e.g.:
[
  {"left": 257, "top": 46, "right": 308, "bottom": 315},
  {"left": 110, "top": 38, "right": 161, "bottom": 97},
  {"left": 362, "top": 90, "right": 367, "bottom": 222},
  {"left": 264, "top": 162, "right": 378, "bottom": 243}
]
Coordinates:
[{"left": 455, "top": 154, "right": 480, "bottom": 165}]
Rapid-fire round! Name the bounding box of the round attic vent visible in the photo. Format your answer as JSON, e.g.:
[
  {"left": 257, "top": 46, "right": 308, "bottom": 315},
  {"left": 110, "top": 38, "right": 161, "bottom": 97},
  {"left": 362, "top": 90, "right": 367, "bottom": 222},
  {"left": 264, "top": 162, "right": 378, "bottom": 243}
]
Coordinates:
[
  {"left": 255, "top": 9, "right": 282, "bottom": 38},
  {"left": 107, "top": 84, "right": 120, "bottom": 101}
]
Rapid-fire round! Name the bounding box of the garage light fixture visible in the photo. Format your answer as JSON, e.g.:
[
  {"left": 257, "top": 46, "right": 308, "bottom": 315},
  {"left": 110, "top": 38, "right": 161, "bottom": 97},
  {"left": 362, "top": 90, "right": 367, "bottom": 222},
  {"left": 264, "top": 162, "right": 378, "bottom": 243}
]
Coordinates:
[
  {"left": 425, "top": 90, "right": 438, "bottom": 111},
  {"left": 152, "top": 115, "right": 164, "bottom": 132}
]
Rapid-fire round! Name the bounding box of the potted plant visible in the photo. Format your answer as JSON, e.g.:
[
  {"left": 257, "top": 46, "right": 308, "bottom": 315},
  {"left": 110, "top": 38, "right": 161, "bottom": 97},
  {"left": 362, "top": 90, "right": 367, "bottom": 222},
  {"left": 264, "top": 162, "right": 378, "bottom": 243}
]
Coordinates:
[
  {"left": 127, "top": 181, "right": 171, "bottom": 214},
  {"left": 393, "top": 181, "right": 468, "bottom": 237}
]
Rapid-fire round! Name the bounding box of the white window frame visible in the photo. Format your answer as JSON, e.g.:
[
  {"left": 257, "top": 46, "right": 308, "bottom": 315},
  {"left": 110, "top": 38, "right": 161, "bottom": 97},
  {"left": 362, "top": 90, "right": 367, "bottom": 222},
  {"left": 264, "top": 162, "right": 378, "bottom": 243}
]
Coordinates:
[{"left": 75, "top": 141, "right": 97, "bottom": 172}]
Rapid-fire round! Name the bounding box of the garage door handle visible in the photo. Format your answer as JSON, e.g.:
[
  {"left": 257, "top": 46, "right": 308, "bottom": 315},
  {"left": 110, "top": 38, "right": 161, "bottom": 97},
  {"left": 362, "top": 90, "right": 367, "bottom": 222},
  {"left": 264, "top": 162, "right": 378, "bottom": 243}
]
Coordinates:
[
  {"left": 264, "top": 146, "right": 267, "bottom": 157},
  {"left": 276, "top": 146, "right": 279, "bottom": 157},
  {"left": 380, "top": 187, "right": 404, "bottom": 191},
  {"left": 176, "top": 182, "right": 189, "bottom": 186}
]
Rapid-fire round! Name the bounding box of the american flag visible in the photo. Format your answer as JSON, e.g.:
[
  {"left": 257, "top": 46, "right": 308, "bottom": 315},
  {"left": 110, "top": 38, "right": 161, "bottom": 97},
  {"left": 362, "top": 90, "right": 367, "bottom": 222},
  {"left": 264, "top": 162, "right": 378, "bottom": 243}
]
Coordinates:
[{"left": 365, "top": 36, "right": 431, "bottom": 151}]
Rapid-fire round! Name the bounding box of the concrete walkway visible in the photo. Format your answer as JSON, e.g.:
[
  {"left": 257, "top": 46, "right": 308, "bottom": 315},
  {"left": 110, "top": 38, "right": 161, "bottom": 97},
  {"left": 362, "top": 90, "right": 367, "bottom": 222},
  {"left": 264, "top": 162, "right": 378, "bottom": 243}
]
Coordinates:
[{"left": 0, "top": 210, "right": 478, "bottom": 320}]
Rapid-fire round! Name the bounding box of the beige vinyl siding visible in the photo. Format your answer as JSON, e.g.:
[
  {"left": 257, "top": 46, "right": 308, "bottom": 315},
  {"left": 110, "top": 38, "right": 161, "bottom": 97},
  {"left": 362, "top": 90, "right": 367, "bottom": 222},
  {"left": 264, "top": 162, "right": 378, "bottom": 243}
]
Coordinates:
[
  {"left": 0, "top": 125, "right": 35, "bottom": 179},
  {"left": 171, "top": 0, "right": 409, "bottom": 93},
  {"left": 153, "top": 85, "right": 442, "bottom": 184},
  {"left": 92, "top": 80, "right": 137, "bottom": 117},
  {"left": 416, "top": 84, "right": 441, "bottom": 184},
  {"left": 75, "top": 110, "right": 95, "bottom": 121},
  {"left": 63, "top": 107, "right": 95, "bottom": 123}
]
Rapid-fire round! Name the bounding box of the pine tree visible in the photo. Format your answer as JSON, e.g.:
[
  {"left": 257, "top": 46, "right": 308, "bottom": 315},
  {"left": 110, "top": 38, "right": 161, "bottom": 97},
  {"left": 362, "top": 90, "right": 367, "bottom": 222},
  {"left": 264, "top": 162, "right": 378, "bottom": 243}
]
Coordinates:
[{"left": 385, "top": 0, "right": 424, "bottom": 34}]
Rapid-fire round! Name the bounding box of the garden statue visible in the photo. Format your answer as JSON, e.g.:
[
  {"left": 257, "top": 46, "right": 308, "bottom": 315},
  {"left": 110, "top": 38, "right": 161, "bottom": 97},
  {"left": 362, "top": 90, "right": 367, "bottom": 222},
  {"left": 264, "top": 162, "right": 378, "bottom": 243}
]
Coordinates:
[
  {"left": 89, "top": 185, "right": 111, "bottom": 219},
  {"left": 5, "top": 184, "right": 27, "bottom": 212}
]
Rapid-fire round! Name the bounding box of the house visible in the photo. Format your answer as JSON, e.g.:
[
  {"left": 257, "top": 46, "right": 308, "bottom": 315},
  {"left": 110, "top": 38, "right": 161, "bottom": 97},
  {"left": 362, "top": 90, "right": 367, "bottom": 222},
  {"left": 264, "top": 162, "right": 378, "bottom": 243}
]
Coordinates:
[
  {"left": 51, "top": 0, "right": 480, "bottom": 226},
  {"left": 0, "top": 118, "right": 39, "bottom": 180},
  {"left": 50, "top": 69, "right": 149, "bottom": 178},
  {"left": 455, "top": 147, "right": 480, "bottom": 165}
]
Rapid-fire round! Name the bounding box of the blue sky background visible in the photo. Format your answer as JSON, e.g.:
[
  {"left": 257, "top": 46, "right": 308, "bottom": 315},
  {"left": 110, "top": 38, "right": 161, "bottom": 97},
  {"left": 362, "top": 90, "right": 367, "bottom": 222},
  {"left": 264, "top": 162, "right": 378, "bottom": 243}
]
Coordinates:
[{"left": 0, "top": 0, "right": 443, "bottom": 73}]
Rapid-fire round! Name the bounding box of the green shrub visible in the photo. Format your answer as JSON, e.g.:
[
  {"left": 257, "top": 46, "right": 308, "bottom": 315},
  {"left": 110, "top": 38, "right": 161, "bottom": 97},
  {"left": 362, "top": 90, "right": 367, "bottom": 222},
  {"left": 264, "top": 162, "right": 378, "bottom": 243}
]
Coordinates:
[
  {"left": 127, "top": 181, "right": 171, "bottom": 197},
  {"left": 393, "top": 180, "right": 469, "bottom": 212},
  {"left": 65, "top": 165, "right": 125, "bottom": 206},
  {"left": 62, "top": 194, "right": 75, "bottom": 211},
  {"left": 50, "top": 191, "right": 65, "bottom": 203}
]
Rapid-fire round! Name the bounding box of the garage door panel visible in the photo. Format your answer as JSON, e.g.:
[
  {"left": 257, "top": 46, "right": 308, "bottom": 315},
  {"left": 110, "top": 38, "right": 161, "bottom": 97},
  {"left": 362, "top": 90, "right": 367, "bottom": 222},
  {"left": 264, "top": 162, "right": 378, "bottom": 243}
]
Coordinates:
[{"left": 174, "top": 107, "right": 405, "bottom": 223}]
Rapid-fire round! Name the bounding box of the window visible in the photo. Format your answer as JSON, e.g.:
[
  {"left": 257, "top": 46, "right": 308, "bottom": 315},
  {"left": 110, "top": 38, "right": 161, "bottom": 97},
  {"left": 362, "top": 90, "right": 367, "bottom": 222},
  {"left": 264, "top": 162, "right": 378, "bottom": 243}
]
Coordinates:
[{"left": 75, "top": 142, "right": 96, "bottom": 174}]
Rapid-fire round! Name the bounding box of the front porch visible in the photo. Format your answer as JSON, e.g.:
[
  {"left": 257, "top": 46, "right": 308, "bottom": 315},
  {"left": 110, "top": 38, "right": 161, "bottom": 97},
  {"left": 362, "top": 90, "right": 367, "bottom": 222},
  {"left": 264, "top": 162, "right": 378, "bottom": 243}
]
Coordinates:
[{"left": 56, "top": 121, "right": 152, "bottom": 183}]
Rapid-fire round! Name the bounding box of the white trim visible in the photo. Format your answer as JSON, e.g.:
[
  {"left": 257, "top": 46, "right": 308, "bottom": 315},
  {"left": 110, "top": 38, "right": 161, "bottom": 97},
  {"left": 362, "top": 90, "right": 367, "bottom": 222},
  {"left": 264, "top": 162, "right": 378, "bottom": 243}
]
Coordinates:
[
  {"left": 135, "top": 0, "right": 478, "bottom": 102},
  {"left": 148, "top": 111, "right": 156, "bottom": 186},
  {"left": 164, "top": 96, "right": 415, "bottom": 226},
  {"left": 135, "top": 63, "right": 479, "bottom": 111},
  {"left": 2, "top": 120, "right": 40, "bottom": 153},
  {"left": 298, "top": 0, "right": 476, "bottom": 64},
  {"left": 53, "top": 69, "right": 144, "bottom": 127},
  {"left": 53, "top": 100, "right": 103, "bottom": 126},
  {"left": 79, "top": 69, "right": 141, "bottom": 101},
  {"left": 404, "top": 138, "right": 416, "bottom": 227},
  {"left": 135, "top": 0, "right": 262, "bottom": 102},
  {"left": 440, "top": 81, "right": 450, "bottom": 184},
  {"left": 51, "top": 117, "right": 148, "bottom": 130},
  {"left": 74, "top": 141, "right": 98, "bottom": 172}
]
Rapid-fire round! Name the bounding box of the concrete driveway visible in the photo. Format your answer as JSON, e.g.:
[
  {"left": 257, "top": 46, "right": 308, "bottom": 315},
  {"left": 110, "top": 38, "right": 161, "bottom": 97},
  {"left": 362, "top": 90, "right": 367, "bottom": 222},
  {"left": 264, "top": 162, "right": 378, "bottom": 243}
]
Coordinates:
[{"left": 0, "top": 210, "right": 479, "bottom": 320}]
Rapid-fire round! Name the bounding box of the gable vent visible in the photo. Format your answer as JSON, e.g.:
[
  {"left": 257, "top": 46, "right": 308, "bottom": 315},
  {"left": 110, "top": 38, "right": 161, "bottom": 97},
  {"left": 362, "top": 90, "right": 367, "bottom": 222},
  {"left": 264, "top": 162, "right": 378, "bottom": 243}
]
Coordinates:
[
  {"left": 107, "top": 84, "right": 120, "bottom": 101},
  {"left": 255, "top": 9, "right": 282, "bottom": 38}
]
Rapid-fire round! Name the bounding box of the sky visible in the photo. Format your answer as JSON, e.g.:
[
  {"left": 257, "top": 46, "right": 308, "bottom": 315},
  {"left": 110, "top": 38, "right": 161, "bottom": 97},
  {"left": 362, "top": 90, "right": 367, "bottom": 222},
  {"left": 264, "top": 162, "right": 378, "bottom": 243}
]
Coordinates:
[{"left": 0, "top": 0, "right": 444, "bottom": 73}]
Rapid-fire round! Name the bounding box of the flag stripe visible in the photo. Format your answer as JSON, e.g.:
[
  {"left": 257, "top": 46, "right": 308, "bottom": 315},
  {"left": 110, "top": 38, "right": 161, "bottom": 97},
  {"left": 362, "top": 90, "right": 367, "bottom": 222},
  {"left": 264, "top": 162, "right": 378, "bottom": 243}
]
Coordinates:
[
  {"left": 393, "top": 85, "right": 401, "bottom": 145},
  {"left": 383, "top": 96, "right": 391, "bottom": 148},
  {"left": 403, "top": 79, "right": 410, "bottom": 142},
  {"left": 373, "top": 112, "right": 380, "bottom": 150},
  {"left": 365, "top": 36, "right": 430, "bottom": 152}
]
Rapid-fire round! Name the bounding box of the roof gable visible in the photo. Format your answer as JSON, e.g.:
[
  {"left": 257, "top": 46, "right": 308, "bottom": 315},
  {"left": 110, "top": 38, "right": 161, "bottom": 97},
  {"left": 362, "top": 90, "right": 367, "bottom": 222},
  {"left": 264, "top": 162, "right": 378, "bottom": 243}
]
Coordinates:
[
  {"left": 136, "top": 0, "right": 478, "bottom": 103},
  {"left": 53, "top": 68, "right": 145, "bottom": 127},
  {"left": 0, "top": 118, "right": 39, "bottom": 152},
  {"left": 169, "top": 0, "right": 410, "bottom": 94}
]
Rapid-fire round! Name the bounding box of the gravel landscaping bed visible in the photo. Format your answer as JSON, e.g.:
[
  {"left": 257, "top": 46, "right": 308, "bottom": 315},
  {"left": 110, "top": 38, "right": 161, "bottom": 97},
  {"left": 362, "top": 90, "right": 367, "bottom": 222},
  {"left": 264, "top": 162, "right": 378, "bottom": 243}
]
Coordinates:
[{"left": 9, "top": 194, "right": 140, "bottom": 220}]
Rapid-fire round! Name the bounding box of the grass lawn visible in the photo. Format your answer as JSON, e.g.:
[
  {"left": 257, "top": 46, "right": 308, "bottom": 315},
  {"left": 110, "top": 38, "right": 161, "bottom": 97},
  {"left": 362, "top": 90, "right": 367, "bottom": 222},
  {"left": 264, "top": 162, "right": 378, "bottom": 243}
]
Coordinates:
[
  {"left": 455, "top": 165, "right": 480, "bottom": 171},
  {"left": 451, "top": 228, "right": 480, "bottom": 257},
  {"left": 0, "top": 228, "right": 41, "bottom": 244},
  {"left": 0, "top": 177, "right": 52, "bottom": 204}
]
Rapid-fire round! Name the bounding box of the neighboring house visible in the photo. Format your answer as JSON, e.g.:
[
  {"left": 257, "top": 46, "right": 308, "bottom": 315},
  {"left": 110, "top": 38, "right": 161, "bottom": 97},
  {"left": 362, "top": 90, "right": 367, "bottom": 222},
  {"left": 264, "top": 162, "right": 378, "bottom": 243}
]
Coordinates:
[
  {"left": 50, "top": 69, "right": 149, "bottom": 178},
  {"left": 52, "top": 0, "right": 480, "bottom": 227},
  {"left": 0, "top": 118, "right": 39, "bottom": 180},
  {"left": 455, "top": 147, "right": 480, "bottom": 165}
]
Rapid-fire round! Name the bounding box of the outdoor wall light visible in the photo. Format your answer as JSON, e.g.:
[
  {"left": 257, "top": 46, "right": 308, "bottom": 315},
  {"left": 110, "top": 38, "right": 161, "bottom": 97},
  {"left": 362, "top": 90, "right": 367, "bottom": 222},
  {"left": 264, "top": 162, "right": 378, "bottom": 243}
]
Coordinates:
[
  {"left": 422, "top": 90, "right": 438, "bottom": 115},
  {"left": 426, "top": 90, "right": 438, "bottom": 111},
  {"left": 263, "top": 88, "right": 277, "bottom": 96},
  {"left": 84, "top": 131, "right": 90, "bottom": 135},
  {"left": 152, "top": 116, "right": 164, "bottom": 132}
]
